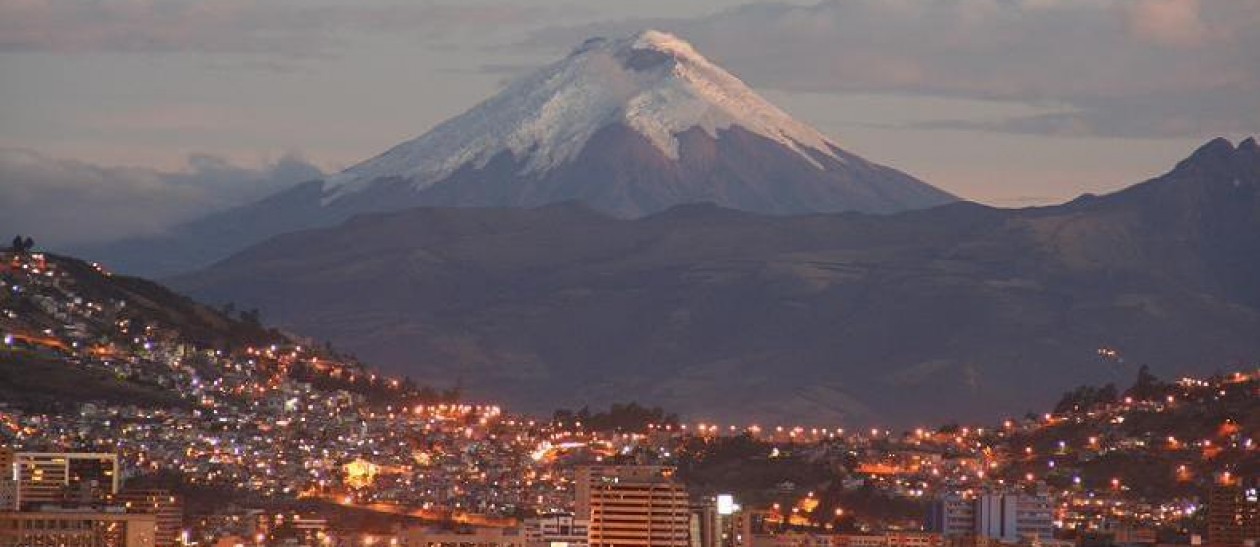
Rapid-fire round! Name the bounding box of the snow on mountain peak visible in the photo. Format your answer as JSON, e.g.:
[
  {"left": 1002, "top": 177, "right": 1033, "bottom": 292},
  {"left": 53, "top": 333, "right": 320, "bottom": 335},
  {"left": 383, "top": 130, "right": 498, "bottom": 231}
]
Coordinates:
[
  {"left": 324, "top": 30, "right": 842, "bottom": 202},
  {"left": 630, "top": 29, "right": 703, "bottom": 60}
]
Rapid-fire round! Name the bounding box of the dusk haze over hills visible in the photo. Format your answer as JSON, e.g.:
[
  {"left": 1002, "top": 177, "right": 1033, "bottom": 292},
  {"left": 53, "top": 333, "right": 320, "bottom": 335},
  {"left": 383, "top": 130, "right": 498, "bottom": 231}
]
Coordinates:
[{"left": 2, "top": 2, "right": 1259, "bottom": 547}]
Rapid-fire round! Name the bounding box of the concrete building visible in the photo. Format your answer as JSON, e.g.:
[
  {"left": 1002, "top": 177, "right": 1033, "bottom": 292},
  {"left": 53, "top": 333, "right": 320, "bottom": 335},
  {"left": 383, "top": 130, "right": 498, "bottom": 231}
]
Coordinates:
[
  {"left": 747, "top": 533, "right": 836, "bottom": 547},
  {"left": 13, "top": 452, "right": 119, "bottom": 510},
  {"left": 928, "top": 492, "right": 1051, "bottom": 543},
  {"left": 523, "top": 513, "right": 588, "bottom": 547},
  {"left": 694, "top": 494, "right": 743, "bottom": 547},
  {"left": 0, "top": 509, "right": 157, "bottom": 547},
  {"left": 695, "top": 499, "right": 720, "bottom": 547},
  {"left": 885, "top": 532, "right": 944, "bottom": 547},
  {"left": 1208, "top": 479, "right": 1260, "bottom": 547},
  {"left": 1091, "top": 521, "right": 1156, "bottom": 546},
  {"left": 574, "top": 465, "right": 672, "bottom": 520},
  {"left": 742, "top": 532, "right": 943, "bottom": 547},
  {"left": 586, "top": 466, "right": 690, "bottom": 547},
  {"left": 1010, "top": 495, "right": 1053, "bottom": 543},
  {"left": 254, "top": 511, "right": 328, "bottom": 545},
  {"left": 114, "top": 490, "right": 183, "bottom": 547},
  {"left": 975, "top": 494, "right": 1016, "bottom": 541},
  {"left": 398, "top": 526, "right": 525, "bottom": 547},
  {"left": 0, "top": 480, "right": 15, "bottom": 512},
  {"left": 927, "top": 495, "right": 976, "bottom": 538},
  {"left": 838, "top": 536, "right": 887, "bottom": 547},
  {"left": 0, "top": 449, "right": 14, "bottom": 511}
]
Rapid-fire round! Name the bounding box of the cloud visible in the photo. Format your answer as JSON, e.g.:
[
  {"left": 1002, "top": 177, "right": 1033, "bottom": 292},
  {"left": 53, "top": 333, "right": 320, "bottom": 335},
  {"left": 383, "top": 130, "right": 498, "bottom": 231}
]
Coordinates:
[
  {"left": 909, "top": 87, "right": 1260, "bottom": 139},
  {"left": 523, "top": 0, "right": 1260, "bottom": 138},
  {"left": 0, "top": 0, "right": 553, "bottom": 56},
  {"left": 1127, "top": 0, "right": 1208, "bottom": 47},
  {"left": 0, "top": 148, "right": 323, "bottom": 247}
]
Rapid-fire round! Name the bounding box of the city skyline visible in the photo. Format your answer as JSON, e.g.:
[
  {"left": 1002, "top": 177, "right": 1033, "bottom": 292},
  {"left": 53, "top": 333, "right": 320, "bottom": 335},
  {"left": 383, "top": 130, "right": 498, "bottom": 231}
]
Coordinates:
[
  {"left": 1, "top": 247, "right": 1258, "bottom": 546},
  {"left": 1, "top": 2, "right": 1259, "bottom": 546}
]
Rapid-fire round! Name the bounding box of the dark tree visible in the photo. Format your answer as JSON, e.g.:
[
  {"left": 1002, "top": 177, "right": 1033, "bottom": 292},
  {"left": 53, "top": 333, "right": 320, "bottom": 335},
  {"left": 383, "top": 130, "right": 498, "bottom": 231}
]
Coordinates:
[
  {"left": 238, "top": 308, "right": 262, "bottom": 327},
  {"left": 552, "top": 402, "right": 679, "bottom": 432},
  {"left": 1125, "top": 365, "right": 1165, "bottom": 400},
  {"left": 9, "top": 235, "right": 33, "bottom": 253},
  {"left": 1054, "top": 383, "right": 1118, "bottom": 413}
]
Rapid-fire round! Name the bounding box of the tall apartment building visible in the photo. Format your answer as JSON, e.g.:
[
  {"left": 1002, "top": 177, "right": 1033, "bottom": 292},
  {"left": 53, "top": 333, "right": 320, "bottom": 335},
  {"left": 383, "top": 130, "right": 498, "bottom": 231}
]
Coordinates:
[
  {"left": 0, "top": 449, "right": 13, "bottom": 476},
  {"left": 695, "top": 499, "right": 721, "bottom": 547},
  {"left": 13, "top": 452, "right": 119, "bottom": 510},
  {"left": 114, "top": 490, "right": 183, "bottom": 547},
  {"left": 1208, "top": 479, "right": 1260, "bottom": 547},
  {"left": 694, "top": 494, "right": 744, "bottom": 547},
  {"left": 927, "top": 495, "right": 976, "bottom": 538},
  {"left": 0, "top": 481, "right": 15, "bottom": 513},
  {"left": 0, "top": 449, "right": 15, "bottom": 511},
  {"left": 928, "top": 492, "right": 1052, "bottom": 543},
  {"left": 1011, "top": 494, "right": 1053, "bottom": 542},
  {"left": 585, "top": 465, "right": 691, "bottom": 547},
  {"left": 575, "top": 465, "right": 673, "bottom": 519}
]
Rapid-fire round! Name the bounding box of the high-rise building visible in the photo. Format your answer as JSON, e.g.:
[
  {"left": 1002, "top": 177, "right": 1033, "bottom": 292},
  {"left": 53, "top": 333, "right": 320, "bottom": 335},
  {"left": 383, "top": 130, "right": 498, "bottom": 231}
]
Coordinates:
[
  {"left": 1012, "top": 494, "right": 1053, "bottom": 542},
  {"left": 13, "top": 452, "right": 119, "bottom": 510},
  {"left": 0, "top": 509, "right": 157, "bottom": 547},
  {"left": 693, "top": 494, "right": 743, "bottom": 547},
  {"left": 0, "top": 448, "right": 14, "bottom": 511},
  {"left": 928, "top": 492, "right": 1052, "bottom": 543},
  {"left": 975, "top": 494, "right": 1017, "bottom": 542},
  {"left": 114, "top": 490, "right": 183, "bottom": 547},
  {"left": 695, "top": 500, "right": 720, "bottom": 547},
  {"left": 1208, "top": 479, "right": 1260, "bottom": 547},
  {"left": 0, "top": 449, "right": 13, "bottom": 476},
  {"left": 0, "top": 480, "right": 15, "bottom": 513},
  {"left": 927, "top": 494, "right": 976, "bottom": 538},
  {"left": 575, "top": 465, "right": 672, "bottom": 520},
  {"left": 586, "top": 466, "right": 690, "bottom": 547}
]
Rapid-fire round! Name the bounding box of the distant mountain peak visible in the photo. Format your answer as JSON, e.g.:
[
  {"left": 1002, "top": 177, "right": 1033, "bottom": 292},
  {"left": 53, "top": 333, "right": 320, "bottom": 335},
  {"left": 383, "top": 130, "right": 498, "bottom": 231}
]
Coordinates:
[
  {"left": 1179, "top": 136, "right": 1260, "bottom": 166},
  {"left": 1088, "top": 135, "right": 1259, "bottom": 218},
  {"left": 1185, "top": 136, "right": 1236, "bottom": 162},
  {"left": 323, "top": 30, "right": 850, "bottom": 204}
]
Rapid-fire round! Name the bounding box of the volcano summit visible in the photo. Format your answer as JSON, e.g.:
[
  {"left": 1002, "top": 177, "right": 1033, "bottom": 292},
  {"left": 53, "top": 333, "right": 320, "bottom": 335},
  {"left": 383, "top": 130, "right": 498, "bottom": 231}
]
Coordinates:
[{"left": 322, "top": 30, "right": 955, "bottom": 217}]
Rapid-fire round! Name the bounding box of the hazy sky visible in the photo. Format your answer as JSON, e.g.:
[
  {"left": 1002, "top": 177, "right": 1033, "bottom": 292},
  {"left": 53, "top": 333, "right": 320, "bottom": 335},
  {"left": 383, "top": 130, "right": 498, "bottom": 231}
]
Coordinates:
[{"left": 2, "top": 0, "right": 1258, "bottom": 245}]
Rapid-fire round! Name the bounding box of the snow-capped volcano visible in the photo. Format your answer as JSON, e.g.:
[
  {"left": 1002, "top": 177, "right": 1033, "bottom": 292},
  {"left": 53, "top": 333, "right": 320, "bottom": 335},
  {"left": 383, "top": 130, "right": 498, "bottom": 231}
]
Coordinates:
[
  {"left": 321, "top": 30, "right": 955, "bottom": 216},
  {"left": 327, "top": 31, "right": 837, "bottom": 198},
  {"left": 77, "top": 30, "right": 956, "bottom": 277}
]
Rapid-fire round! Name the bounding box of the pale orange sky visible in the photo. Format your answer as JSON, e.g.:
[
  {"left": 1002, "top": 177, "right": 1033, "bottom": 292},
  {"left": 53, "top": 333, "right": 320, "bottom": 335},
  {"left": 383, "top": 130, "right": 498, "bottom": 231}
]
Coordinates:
[{"left": 1, "top": 0, "right": 1256, "bottom": 244}]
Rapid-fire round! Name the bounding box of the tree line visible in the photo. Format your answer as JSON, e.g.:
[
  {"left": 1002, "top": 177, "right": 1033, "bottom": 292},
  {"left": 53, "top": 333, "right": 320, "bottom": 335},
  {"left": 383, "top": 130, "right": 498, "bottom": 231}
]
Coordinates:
[{"left": 8, "top": 235, "right": 35, "bottom": 253}]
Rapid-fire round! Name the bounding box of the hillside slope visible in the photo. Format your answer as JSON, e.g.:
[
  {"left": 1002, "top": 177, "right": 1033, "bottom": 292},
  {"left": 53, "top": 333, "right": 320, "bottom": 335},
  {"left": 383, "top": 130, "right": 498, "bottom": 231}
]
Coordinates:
[{"left": 170, "top": 138, "right": 1260, "bottom": 426}]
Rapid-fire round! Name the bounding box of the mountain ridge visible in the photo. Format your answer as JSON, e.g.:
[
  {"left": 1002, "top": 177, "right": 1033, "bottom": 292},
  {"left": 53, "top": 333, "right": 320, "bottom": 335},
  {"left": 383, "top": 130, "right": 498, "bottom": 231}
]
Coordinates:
[{"left": 168, "top": 137, "right": 1260, "bottom": 427}]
